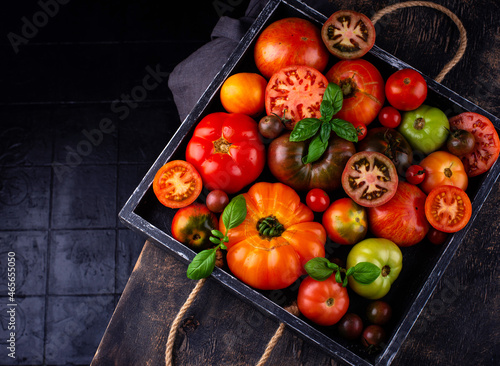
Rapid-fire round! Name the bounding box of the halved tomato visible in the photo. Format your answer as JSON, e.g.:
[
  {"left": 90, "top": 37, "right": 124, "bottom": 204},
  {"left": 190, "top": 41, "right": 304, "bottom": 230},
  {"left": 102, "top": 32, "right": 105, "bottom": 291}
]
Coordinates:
[
  {"left": 153, "top": 160, "right": 202, "bottom": 208},
  {"left": 341, "top": 151, "right": 398, "bottom": 207},
  {"left": 448, "top": 112, "right": 500, "bottom": 177},
  {"left": 424, "top": 185, "right": 472, "bottom": 233},
  {"left": 321, "top": 10, "right": 376, "bottom": 60},
  {"left": 265, "top": 65, "right": 328, "bottom": 129}
]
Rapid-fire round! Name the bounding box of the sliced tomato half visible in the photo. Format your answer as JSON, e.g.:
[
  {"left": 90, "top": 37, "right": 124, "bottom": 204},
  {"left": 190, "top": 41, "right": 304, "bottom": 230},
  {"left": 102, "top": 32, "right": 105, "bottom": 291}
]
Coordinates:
[
  {"left": 153, "top": 160, "right": 202, "bottom": 209},
  {"left": 265, "top": 65, "right": 328, "bottom": 129},
  {"left": 424, "top": 185, "right": 472, "bottom": 233}
]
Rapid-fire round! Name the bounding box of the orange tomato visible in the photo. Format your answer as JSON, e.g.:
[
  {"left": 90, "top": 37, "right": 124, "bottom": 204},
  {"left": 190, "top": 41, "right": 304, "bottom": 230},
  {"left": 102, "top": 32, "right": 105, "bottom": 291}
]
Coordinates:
[
  {"left": 419, "top": 151, "right": 468, "bottom": 194},
  {"left": 220, "top": 73, "right": 267, "bottom": 117},
  {"left": 220, "top": 182, "right": 326, "bottom": 290}
]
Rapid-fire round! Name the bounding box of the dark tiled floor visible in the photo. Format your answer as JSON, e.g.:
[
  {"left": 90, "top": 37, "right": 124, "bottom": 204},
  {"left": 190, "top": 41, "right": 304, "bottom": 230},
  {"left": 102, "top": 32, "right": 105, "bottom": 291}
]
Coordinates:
[{"left": 0, "top": 0, "right": 250, "bottom": 364}]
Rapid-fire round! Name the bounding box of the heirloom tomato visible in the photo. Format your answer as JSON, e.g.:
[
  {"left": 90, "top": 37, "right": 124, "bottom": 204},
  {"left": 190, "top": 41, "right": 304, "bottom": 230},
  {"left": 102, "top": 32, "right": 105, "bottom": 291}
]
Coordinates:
[
  {"left": 325, "top": 59, "right": 385, "bottom": 126},
  {"left": 265, "top": 65, "right": 328, "bottom": 129},
  {"left": 341, "top": 151, "right": 399, "bottom": 207},
  {"left": 425, "top": 185, "right": 472, "bottom": 233},
  {"left": 367, "top": 181, "right": 430, "bottom": 247},
  {"left": 220, "top": 182, "right": 326, "bottom": 290},
  {"left": 153, "top": 160, "right": 202, "bottom": 209},
  {"left": 357, "top": 127, "right": 413, "bottom": 177},
  {"left": 399, "top": 104, "right": 449, "bottom": 155},
  {"left": 254, "top": 17, "right": 329, "bottom": 79},
  {"left": 385, "top": 68, "right": 427, "bottom": 111},
  {"left": 322, "top": 197, "right": 367, "bottom": 245},
  {"left": 449, "top": 112, "right": 500, "bottom": 177},
  {"left": 446, "top": 128, "right": 476, "bottom": 156},
  {"left": 258, "top": 114, "right": 285, "bottom": 139},
  {"left": 171, "top": 203, "right": 218, "bottom": 252},
  {"left": 185, "top": 112, "right": 265, "bottom": 194},
  {"left": 306, "top": 188, "right": 330, "bottom": 212},
  {"left": 321, "top": 10, "right": 376, "bottom": 60},
  {"left": 297, "top": 275, "right": 349, "bottom": 326},
  {"left": 205, "top": 189, "right": 229, "bottom": 213},
  {"left": 419, "top": 151, "right": 468, "bottom": 194},
  {"left": 268, "top": 132, "right": 356, "bottom": 191},
  {"left": 346, "top": 238, "right": 403, "bottom": 299},
  {"left": 220, "top": 73, "right": 267, "bottom": 117}
]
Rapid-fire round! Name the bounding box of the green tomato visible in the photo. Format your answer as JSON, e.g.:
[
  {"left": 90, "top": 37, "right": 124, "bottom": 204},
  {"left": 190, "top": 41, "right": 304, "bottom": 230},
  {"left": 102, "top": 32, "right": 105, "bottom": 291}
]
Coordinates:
[
  {"left": 346, "top": 238, "right": 403, "bottom": 299},
  {"left": 399, "top": 104, "right": 449, "bottom": 155}
]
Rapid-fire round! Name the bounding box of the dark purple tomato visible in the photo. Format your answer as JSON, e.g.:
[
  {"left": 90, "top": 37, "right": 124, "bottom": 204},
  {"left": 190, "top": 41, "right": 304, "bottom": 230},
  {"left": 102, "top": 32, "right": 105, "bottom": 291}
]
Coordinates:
[
  {"left": 446, "top": 128, "right": 476, "bottom": 156},
  {"left": 366, "top": 301, "right": 392, "bottom": 325},
  {"left": 259, "top": 114, "right": 285, "bottom": 139},
  {"left": 206, "top": 190, "right": 229, "bottom": 213},
  {"left": 337, "top": 313, "right": 364, "bottom": 340},
  {"left": 361, "top": 325, "right": 387, "bottom": 348}
]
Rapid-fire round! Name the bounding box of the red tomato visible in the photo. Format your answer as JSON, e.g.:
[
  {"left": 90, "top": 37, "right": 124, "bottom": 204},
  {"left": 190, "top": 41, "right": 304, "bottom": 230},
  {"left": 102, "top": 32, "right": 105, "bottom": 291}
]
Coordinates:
[
  {"left": 354, "top": 122, "right": 368, "bottom": 141},
  {"left": 220, "top": 73, "right": 267, "bottom": 117},
  {"left": 378, "top": 106, "right": 402, "bottom": 128},
  {"left": 153, "top": 160, "right": 202, "bottom": 208},
  {"left": 185, "top": 112, "right": 265, "bottom": 194},
  {"left": 385, "top": 68, "right": 427, "bottom": 111},
  {"left": 254, "top": 17, "right": 329, "bottom": 79},
  {"left": 425, "top": 185, "right": 472, "bottom": 233},
  {"left": 265, "top": 65, "right": 328, "bottom": 129},
  {"left": 297, "top": 275, "right": 349, "bottom": 326},
  {"left": 171, "top": 203, "right": 218, "bottom": 252},
  {"left": 427, "top": 227, "right": 448, "bottom": 245},
  {"left": 306, "top": 188, "right": 330, "bottom": 212},
  {"left": 325, "top": 59, "right": 385, "bottom": 126},
  {"left": 367, "top": 181, "right": 430, "bottom": 247},
  {"left": 405, "top": 164, "right": 426, "bottom": 185},
  {"left": 322, "top": 197, "right": 367, "bottom": 245},
  {"left": 321, "top": 10, "right": 376, "bottom": 60},
  {"left": 205, "top": 190, "right": 229, "bottom": 213},
  {"left": 419, "top": 151, "right": 468, "bottom": 194},
  {"left": 449, "top": 112, "right": 500, "bottom": 177}
]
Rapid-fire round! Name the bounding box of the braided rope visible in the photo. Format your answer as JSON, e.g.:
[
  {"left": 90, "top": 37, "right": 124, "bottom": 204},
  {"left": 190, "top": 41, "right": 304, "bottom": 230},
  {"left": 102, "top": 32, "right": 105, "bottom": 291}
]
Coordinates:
[
  {"left": 371, "top": 1, "right": 468, "bottom": 82},
  {"left": 256, "top": 323, "right": 286, "bottom": 366}
]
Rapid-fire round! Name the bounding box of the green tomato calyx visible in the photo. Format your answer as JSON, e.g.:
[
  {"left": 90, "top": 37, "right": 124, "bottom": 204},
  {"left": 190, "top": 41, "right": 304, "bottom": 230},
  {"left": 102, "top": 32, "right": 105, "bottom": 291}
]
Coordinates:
[
  {"left": 414, "top": 117, "right": 426, "bottom": 130},
  {"left": 258, "top": 215, "right": 285, "bottom": 239},
  {"left": 381, "top": 265, "right": 391, "bottom": 277}
]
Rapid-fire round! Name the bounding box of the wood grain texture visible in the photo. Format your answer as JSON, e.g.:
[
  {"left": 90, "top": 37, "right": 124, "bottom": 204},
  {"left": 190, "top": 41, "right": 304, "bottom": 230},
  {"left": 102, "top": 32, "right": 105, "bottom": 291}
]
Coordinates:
[{"left": 93, "top": 1, "right": 499, "bottom": 365}]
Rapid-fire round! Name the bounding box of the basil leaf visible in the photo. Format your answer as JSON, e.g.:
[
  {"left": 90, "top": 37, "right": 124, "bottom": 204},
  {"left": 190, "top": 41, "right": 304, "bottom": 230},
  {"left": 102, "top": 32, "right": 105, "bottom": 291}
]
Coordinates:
[
  {"left": 320, "top": 99, "right": 334, "bottom": 122},
  {"left": 304, "top": 257, "right": 334, "bottom": 281},
  {"left": 331, "top": 118, "right": 358, "bottom": 142},
  {"left": 222, "top": 194, "right": 247, "bottom": 231},
  {"left": 335, "top": 270, "right": 342, "bottom": 284},
  {"left": 302, "top": 132, "right": 329, "bottom": 164},
  {"left": 351, "top": 262, "right": 381, "bottom": 285},
  {"left": 323, "top": 83, "right": 343, "bottom": 115},
  {"left": 211, "top": 229, "right": 224, "bottom": 239},
  {"left": 289, "top": 118, "right": 322, "bottom": 142},
  {"left": 319, "top": 121, "right": 331, "bottom": 143},
  {"left": 187, "top": 247, "right": 217, "bottom": 280}
]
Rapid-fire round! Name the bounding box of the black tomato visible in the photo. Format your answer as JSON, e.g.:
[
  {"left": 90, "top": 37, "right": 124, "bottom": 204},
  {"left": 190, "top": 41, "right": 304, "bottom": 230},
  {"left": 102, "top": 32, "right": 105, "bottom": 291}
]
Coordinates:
[
  {"left": 446, "top": 128, "right": 476, "bottom": 156},
  {"left": 361, "top": 325, "right": 387, "bottom": 348},
  {"left": 366, "top": 301, "right": 392, "bottom": 325},
  {"left": 337, "top": 313, "right": 364, "bottom": 340},
  {"left": 258, "top": 114, "right": 285, "bottom": 140},
  {"left": 205, "top": 190, "right": 229, "bottom": 213}
]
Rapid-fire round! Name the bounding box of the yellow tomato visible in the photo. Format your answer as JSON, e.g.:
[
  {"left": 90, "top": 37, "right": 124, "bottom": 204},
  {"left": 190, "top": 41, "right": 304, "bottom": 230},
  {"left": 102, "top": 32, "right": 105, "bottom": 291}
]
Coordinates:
[{"left": 220, "top": 73, "right": 267, "bottom": 117}]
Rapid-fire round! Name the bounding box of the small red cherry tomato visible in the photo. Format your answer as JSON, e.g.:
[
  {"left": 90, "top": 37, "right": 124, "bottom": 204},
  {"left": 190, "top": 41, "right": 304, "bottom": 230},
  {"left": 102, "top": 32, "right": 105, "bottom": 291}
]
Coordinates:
[
  {"left": 306, "top": 188, "right": 330, "bottom": 212},
  {"left": 427, "top": 227, "right": 448, "bottom": 245},
  {"left": 405, "top": 165, "right": 426, "bottom": 185},
  {"left": 378, "top": 106, "right": 402, "bottom": 128},
  {"left": 354, "top": 122, "right": 368, "bottom": 141}
]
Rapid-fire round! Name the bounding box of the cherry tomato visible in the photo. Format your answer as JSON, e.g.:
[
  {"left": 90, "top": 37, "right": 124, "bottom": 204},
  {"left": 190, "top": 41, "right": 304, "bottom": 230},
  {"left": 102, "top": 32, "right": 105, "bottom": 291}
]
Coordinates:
[
  {"left": 220, "top": 73, "right": 267, "bottom": 117},
  {"left": 378, "top": 106, "right": 402, "bottom": 128},
  {"left": 354, "top": 122, "right": 368, "bottom": 141},
  {"left": 385, "top": 68, "right": 427, "bottom": 111},
  {"left": 153, "top": 160, "right": 202, "bottom": 209},
  {"left": 419, "top": 151, "right": 468, "bottom": 194},
  {"left": 171, "top": 203, "right": 218, "bottom": 252},
  {"left": 425, "top": 185, "right": 472, "bottom": 233},
  {"left": 205, "top": 189, "right": 229, "bottom": 213},
  {"left": 362, "top": 325, "right": 387, "bottom": 348},
  {"left": 446, "top": 128, "right": 476, "bottom": 156},
  {"left": 306, "top": 188, "right": 330, "bottom": 212},
  {"left": 337, "top": 313, "right": 364, "bottom": 340},
  {"left": 366, "top": 301, "right": 392, "bottom": 325},
  {"left": 427, "top": 227, "right": 448, "bottom": 245},
  {"left": 265, "top": 65, "right": 328, "bottom": 129},
  {"left": 405, "top": 165, "right": 425, "bottom": 185},
  {"left": 321, "top": 10, "right": 376, "bottom": 60},
  {"left": 297, "top": 275, "right": 349, "bottom": 326},
  {"left": 258, "top": 114, "right": 285, "bottom": 140}
]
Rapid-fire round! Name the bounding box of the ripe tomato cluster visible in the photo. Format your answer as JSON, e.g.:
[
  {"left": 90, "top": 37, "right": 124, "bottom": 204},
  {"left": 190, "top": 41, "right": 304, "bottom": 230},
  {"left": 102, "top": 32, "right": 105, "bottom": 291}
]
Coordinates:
[{"left": 151, "top": 9, "right": 499, "bottom": 350}]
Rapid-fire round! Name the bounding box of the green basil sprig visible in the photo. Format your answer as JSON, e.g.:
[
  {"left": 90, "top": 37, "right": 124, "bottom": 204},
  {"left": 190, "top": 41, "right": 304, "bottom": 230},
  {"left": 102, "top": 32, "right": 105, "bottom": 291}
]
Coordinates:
[
  {"left": 304, "top": 257, "right": 380, "bottom": 287},
  {"left": 289, "top": 82, "right": 358, "bottom": 164},
  {"left": 187, "top": 195, "right": 246, "bottom": 280}
]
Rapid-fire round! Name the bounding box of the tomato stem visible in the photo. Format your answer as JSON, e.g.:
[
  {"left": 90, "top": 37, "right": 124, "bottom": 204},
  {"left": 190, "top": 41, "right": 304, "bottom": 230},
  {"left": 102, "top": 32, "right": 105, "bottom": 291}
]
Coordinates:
[
  {"left": 381, "top": 265, "right": 391, "bottom": 277},
  {"left": 257, "top": 216, "right": 284, "bottom": 238}
]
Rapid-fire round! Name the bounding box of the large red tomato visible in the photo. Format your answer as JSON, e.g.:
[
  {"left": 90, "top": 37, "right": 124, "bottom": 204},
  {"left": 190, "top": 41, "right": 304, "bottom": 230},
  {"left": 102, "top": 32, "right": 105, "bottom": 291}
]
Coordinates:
[
  {"left": 367, "top": 181, "right": 430, "bottom": 247},
  {"left": 265, "top": 65, "right": 328, "bottom": 129},
  {"left": 254, "top": 17, "right": 329, "bottom": 79},
  {"left": 185, "top": 112, "right": 265, "bottom": 194},
  {"left": 325, "top": 59, "right": 385, "bottom": 126}
]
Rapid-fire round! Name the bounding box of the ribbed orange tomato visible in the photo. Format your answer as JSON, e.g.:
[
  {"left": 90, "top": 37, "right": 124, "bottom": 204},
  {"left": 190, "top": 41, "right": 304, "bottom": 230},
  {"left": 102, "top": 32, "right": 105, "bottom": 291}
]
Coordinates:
[
  {"left": 419, "top": 151, "right": 468, "bottom": 194},
  {"left": 220, "top": 182, "right": 326, "bottom": 290}
]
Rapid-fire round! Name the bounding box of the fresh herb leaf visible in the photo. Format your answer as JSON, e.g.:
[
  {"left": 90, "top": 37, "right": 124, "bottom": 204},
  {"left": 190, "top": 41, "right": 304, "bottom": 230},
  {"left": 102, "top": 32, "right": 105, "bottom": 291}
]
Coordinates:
[
  {"left": 187, "top": 247, "right": 217, "bottom": 280},
  {"left": 323, "top": 82, "right": 343, "bottom": 115},
  {"left": 304, "top": 257, "right": 335, "bottom": 281},
  {"left": 351, "top": 262, "right": 381, "bottom": 285},
  {"left": 211, "top": 230, "right": 224, "bottom": 239},
  {"left": 209, "top": 236, "right": 221, "bottom": 245},
  {"left": 320, "top": 99, "right": 335, "bottom": 123},
  {"left": 302, "top": 132, "right": 329, "bottom": 164},
  {"left": 330, "top": 118, "right": 358, "bottom": 143},
  {"left": 289, "top": 118, "right": 322, "bottom": 142},
  {"left": 222, "top": 195, "right": 247, "bottom": 231},
  {"left": 335, "top": 270, "right": 342, "bottom": 284},
  {"left": 319, "top": 121, "right": 331, "bottom": 143}
]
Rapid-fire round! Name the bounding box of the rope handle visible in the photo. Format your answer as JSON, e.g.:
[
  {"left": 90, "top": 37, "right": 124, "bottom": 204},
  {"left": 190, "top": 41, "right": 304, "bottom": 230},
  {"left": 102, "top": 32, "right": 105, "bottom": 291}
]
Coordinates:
[
  {"left": 164, "top": 3, "right": 468, "bottom": 366},
  {"left": 370, "top": 1, "right": 468, "bottom": 83}
]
